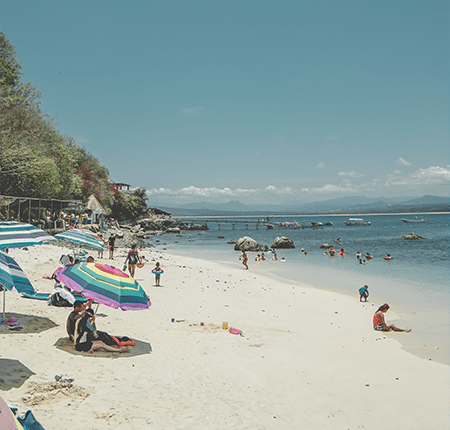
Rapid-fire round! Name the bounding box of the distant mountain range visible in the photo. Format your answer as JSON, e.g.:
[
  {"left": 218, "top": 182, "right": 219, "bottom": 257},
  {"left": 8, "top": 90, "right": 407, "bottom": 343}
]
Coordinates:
[{"left": 154, "top": 195, "right": 449, "bottom": 216}]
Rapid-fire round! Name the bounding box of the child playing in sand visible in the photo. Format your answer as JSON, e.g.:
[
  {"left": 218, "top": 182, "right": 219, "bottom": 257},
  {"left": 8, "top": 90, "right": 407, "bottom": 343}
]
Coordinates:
[
  {"left": 359, "top": 285, "right": 369, "bottom": 302},
  {"left": 152, "top": 262, "right": 164, "bottom": 286}
]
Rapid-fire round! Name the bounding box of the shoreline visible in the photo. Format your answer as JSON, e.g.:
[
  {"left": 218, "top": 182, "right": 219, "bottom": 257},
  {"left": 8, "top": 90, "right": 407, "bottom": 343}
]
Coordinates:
[
  {"left": 0, "top": 243, "right": 448, "bottom": 429},
  {"left": 165, "top": 245, "right": 449, "bottom": 366}
]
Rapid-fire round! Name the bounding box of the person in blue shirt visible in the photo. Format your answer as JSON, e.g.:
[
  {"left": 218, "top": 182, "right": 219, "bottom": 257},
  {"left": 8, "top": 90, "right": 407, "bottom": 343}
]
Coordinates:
[{"left": 359, "top": 285, "right": 369, "bottom": 302}]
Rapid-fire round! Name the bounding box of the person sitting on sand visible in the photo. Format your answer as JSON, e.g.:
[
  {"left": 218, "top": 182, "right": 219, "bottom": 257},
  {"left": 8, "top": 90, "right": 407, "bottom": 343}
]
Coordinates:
[
  {"left": 74, "top": 310, "right": 127, "bottom": 353},
  {"left": 261, "top": 253, "right": 265, "bottom": 261},
  {"left": 255, "top": 254, "right": 261, "bottom": 262},
  {"left": 86, "top": 256, "right": 95, "bottom": 263},
  {"left": 359, "top": 285, "right": 369, "bottom": 302},
  {"left": 356, "top": 251, "right": 361, "bottom": 259},
  {"left": 373, "top": 303, "right": 411, "bottom": 332},
  {"left": 152, "top": 262, "right": 164, "bottom": 286},
  {"left": 241, "top": 251, "right": 248, "bottom": 270},
  {"left": 272, "top": 253, "right": 278, "bottom": 261},
  {"left": 66, "top": 299, "right": 92, "bottom": 341}
]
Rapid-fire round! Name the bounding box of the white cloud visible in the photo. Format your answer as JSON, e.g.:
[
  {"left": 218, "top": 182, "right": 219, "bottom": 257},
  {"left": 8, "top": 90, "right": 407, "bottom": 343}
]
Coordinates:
[
  {"left": 145, "top": 165, "right": 449, "bottom": 205},
  {"left": 254, "top": 151, "right": 260, "bottom": 157},
  {"left": 326, "top": 135, "right": 338, "bottom": 141},
  {"left": 338, "top": 171, "right": 365, "bottom": 178},
  {"left": 264, "top": 185, "right": 294, "bottom": 194},
  {"left": 316, "top": 162, "right": 326, "bottom": 169},
  {"left": 182, "top": 107, "right": 204, "bottom": 114},
  {"left": 74, "top": 136, "right": 90, "bottom": 145},
  {"left": 396, "top": 157, "right": 412, "bottom": 167}
]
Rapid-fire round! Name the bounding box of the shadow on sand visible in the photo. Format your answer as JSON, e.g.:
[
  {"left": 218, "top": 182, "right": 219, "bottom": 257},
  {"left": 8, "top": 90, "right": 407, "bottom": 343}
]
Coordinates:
[
  {"left": 0, "top": 312, "right": 58, "bottom": 334},
  {"left": 0, "top": 358, "right": 36, "bottom": 390},
  {"left": 54, "top": 337, "right": 152, "bottom": 358}
]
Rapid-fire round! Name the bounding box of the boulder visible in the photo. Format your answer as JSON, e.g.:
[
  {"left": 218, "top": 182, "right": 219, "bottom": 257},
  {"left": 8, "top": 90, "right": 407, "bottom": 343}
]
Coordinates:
[
  {"left": 234, "top": 236, "right": 268, "bottom": 252},
  {"left": 320, "top": 243, "right": 331, "bottom": 249},
  {"left": 400, "top": 233, "right": 424, "bottom": 240},
  {"left": 271, "top": 236, "right": 295, "bottom": 249},
  {"left": 166, "top": 227, "right": 182, "bottom": 234}
]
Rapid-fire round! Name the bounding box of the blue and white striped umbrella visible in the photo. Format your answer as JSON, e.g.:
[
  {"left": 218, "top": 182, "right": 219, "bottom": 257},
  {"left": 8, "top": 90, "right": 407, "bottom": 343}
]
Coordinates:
[
  {"left": 0, "top": 250, "right": 35, "bottom": 321},
  {"left": 0, "top": 221, "right": 56, "bottom": 250},
  {"left": 0, "top": 250, "right": 34, "bottom": 295},
  {"left": 55, "top": 229, "right": 105, "bottom": 251}
]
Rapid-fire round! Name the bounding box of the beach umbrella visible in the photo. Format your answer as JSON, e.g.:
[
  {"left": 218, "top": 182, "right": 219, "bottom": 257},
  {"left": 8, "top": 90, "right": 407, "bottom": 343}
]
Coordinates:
[
  {"left": 54, "top": 229, "right": 104, "bottom": 252},
  {"left": 0, "top": 396, "right": 25, "bottom": 430},
  {"left": 54, "top": 263, "right": 151, "bottom": 311},
  {"left": 0, "top": 221, "right": 56, "bottom": 250},
  {"left": 0, "top": 250, "right": 35, "bottom": 321}
]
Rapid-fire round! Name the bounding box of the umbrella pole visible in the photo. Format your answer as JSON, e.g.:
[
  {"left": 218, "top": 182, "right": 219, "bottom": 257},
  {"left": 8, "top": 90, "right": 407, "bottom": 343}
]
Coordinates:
[{"left": 2, "top": 289, "right": 5, "bottom": 322}]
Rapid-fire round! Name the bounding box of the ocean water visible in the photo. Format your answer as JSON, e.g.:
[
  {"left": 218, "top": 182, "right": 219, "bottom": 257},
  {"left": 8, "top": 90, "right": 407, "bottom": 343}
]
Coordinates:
[{"left": 147, "top": 213, "right": 450, "bottom": 364}]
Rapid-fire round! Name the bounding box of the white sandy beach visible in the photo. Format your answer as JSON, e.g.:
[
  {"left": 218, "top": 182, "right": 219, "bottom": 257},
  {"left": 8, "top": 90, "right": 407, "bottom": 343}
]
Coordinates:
[{"left": 0, "top": 243, "right": 448, "bottom": 429}]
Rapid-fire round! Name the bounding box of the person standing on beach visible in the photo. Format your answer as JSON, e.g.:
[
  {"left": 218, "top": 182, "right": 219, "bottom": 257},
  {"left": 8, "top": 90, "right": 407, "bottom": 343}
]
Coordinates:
[
  {"left": 359, "top": 285, "right": 369, "bottom": 302},
  {"left": 152, "top": 262, "right": 163, "bottom": 286},
  {"left": 241, "top": 251, "right": 248, "bottom": 270},
  {"left": 373, "top": 304, "right": 411, "bottom": 332},
  {"left": 98, "top": 234, "right": 104, "bottom": 259},
  {"left": 125, "top": 244, "right": 139, "bottom": 277},
  {"left": 108, "top": 234, "right": 116, "bottom": 259}
]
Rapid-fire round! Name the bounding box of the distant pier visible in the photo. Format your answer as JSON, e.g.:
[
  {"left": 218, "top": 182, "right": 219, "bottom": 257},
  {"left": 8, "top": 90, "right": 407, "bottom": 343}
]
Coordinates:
[{"left": 179, "top": 218, "right": 270, "bottom": 230}]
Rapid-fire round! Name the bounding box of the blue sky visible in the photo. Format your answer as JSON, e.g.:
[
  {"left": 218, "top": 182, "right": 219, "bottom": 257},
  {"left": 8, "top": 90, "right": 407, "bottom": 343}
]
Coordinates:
[{"left": 1, "top": 0, "right": 449, "bottom": 206}]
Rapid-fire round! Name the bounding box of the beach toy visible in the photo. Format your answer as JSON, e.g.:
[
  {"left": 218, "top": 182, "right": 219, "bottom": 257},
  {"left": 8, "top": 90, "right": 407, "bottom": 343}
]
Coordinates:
[
  {"left": 229, "top": 327, "right": 243, "bottom": 335},
  {"left": 3, "top": 317, "right": 19, "bottom": 326},
  {"left": 200, "top": 322, "right": 204, "bottom": 326},
  {"left": 222, "top": 322, "right": 228, "bottom": 329},
  {"left": 171, "top": 318, "right": 175, "bottom": 322}
]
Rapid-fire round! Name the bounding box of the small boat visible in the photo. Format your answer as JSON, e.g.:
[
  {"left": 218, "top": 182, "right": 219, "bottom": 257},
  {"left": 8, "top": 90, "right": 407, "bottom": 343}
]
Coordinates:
[
  {"left": 401, "top": 218, "right": 429, "bottom": 223},
  {"left": 344, "top": 218, "right": 371, "bottom": 226}
]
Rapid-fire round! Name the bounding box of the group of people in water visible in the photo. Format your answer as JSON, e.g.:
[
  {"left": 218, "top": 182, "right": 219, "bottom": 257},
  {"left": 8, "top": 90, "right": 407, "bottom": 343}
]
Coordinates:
[{"left": 241, "top": 250, "right": 281, "bottom": 269}]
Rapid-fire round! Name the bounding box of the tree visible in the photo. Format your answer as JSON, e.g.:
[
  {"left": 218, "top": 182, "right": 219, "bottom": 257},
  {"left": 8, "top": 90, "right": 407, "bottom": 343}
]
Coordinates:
[{"left": 111, "top": 188, "right": 148, "bottom": 220}]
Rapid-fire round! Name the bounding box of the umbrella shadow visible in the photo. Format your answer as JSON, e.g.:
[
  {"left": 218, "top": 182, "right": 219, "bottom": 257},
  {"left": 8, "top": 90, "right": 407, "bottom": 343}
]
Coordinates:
[
  {"left": 54, "top": 337, "right": 152, "bottom": 358},
  {"left": 0, "top": 358, "right": 36, "bottom": 390},
  {"left": 0, "top": 312, "right": 58, "bottom": 334}
]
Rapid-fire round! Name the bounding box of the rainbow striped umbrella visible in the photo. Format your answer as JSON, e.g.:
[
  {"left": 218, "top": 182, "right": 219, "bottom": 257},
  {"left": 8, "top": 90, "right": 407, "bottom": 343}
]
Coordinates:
[
  {"left": 54, "top": 263, "right": 150, "bottom": 311},
  {"left": 0, "top": 221, "right": 56, "bottom": 250}
]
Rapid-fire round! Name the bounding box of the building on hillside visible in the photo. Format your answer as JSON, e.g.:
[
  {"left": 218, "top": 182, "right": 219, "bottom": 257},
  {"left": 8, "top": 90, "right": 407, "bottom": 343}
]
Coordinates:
[{"left": 113, "top": 183, "right": 131, "bottom": 192}]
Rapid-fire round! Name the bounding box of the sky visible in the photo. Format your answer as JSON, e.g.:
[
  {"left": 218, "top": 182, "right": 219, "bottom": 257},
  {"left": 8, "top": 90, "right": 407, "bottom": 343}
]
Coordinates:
[{"left": 1, "top": 0, "right": 449, "bottom": 206}]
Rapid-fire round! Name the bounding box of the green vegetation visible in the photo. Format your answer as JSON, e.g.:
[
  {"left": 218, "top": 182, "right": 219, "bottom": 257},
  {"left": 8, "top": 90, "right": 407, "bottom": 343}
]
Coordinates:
[{"left": 0, "top": 33, "right": 147, "bottom": 220}]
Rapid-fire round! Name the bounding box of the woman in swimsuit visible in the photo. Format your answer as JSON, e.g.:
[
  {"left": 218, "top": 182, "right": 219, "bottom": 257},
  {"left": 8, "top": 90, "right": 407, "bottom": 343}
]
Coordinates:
[
  {"left": 373, "top": 304, "right": 411, "bottom": 332},
  {"left": 241, "top": 251, "right": 248, "bottom": 270},
  {"left": 125, "top": 244, "right": 139, "bottom": 277}
]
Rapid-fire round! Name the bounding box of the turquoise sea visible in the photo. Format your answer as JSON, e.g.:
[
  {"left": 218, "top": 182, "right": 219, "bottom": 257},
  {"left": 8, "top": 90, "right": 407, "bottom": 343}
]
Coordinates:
[{"left": 147, "top": 213, "right": 449, "bottom": 365}]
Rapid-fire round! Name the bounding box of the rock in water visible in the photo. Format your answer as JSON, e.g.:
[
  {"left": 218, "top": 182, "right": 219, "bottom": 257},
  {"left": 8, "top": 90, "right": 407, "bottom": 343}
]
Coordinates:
[
  {"left": 271, "top": 236, "right": 295, "bottom": 249},
  {"left": 234, "top": 236, "right": 268, "bottom": 252},
  {"left": 400, "top": 233, "right": 424, "bottom": 240}
]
